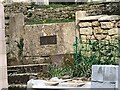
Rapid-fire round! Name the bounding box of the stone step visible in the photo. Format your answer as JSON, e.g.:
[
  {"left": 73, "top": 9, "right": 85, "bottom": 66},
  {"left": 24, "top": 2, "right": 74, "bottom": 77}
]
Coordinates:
[
  {"left": 8, "top": 73, "right": 38, "bottom": 84},
  {"left": 7, "top": 64, "right": 48, "bottom": 74},
  {"left": 9, "top": 84, "right": 27, "bottom": 90}
]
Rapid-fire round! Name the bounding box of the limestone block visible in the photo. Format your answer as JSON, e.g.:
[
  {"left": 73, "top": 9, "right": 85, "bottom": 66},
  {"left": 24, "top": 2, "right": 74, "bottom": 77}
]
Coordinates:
[
  {"left": 106, "top": 35, "right": 111, "bottom": 40},
  {"left": 111, "top": 35, "right": 119, "bottom": 40},
  {"left": 93, "top": 34, "right": 107, "bottom": 40},
  {"left": 92, "top": 21, "right": 100, "bottom": 26},
  {"left": 80, "top": 27, "right": 93, "bottom": 35},
  {"left": 81, "top": 35, "right": 87, "bottom": 40},
  {"left": 91, "top": 65, "right": 118, "bottom": 82},
  {"left": 100, "top": 22, "right": 114, "bottom": 29},
  {"left": 91, "top": 82, "right": 115, "bottom": 88},
  {"left": 93, "top": 27, "right": 104, "bottom": 34},
  {"left": 79, "top": 22, "right": 92, "bottom": 27},
  {"left": 90, "top": 35, "right": 95, "bottom": 40},
  {"left": 98, "top": 15, "right": 120, "bottom": 21},
  {"left": 117, "top": 21, "right": 120, "bottom": 28},
  {"left": 93, "top": 27, "right": 108, "bottom": 40},
  {"left": 86, "top": 35, "right": 92, "bottom": 40},
  {"left": 108, "top": 28, "right": 118, "bottom": 35},
  {"left": 75, "top": 11, "right": 87, "bottom": 24},
  {"left": 79, "top": 15, "right": 104, "bottom": 21}
]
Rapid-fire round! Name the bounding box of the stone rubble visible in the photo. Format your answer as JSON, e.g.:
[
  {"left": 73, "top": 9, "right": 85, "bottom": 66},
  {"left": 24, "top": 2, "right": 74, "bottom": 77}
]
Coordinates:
[{"left": 27, "top": 77, "right": 90, "bottom": 89}]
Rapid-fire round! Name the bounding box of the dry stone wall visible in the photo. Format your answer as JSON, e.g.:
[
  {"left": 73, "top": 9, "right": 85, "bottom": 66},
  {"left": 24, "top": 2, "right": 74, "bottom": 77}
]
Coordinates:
[
  {"left": 77, "top": 15, "right": 120, "bottom": 64},
  {"left": 78, "top": 15, "right": 120, "bottom": 41},
  {"left": 4, "top": 2, "right": 120, "bottom": 23}
]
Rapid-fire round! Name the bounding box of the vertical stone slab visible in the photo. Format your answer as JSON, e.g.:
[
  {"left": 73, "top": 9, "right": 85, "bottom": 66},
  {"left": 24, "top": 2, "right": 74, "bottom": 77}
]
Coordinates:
[
  {"left": 9, "top": 13, "right": 24, "bottom": 65},
  {"left": 0, "top": 2, "right": 8, "bottom": 90}
]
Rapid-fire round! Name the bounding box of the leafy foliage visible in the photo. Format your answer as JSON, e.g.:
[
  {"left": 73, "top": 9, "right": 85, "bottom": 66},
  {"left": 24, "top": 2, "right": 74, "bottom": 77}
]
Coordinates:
[
  {"left": 48, "top": 37, "right": 119, "bottom": 78},
  {"left": 72, "top": 36, "right": 119, "bottom": 78}
]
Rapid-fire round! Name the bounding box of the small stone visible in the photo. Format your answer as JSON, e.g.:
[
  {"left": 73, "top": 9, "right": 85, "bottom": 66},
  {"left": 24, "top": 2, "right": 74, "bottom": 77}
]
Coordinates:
[
  {"left": 100, "top": 22, "right": 114, "bottom": 29},
  {"left": 108, "top": 28, "right": 118, "bottom": 35},
  {"left": 79, "top": 22, "right": 92, "bottom": 27},
  {"left": 80, "top": 27, "right": 93, "bottom": 35},
  {"left": 92, "top": 21, "right": 100, "bottom": 26}
]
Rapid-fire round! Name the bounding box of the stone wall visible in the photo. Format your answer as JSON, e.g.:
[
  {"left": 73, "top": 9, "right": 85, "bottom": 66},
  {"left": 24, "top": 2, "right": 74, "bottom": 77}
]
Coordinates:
[
  {"left": 24, "top": 22, "right": 75, "bottom": 56},
  {"left": 5, "top": 2, "right": 120, "bottom": 65},
  {"left": 6, "top": 14, "right": 76, "bottom": 65},
  {"left": 77, "top": 15, "right": 119, "bottom": 42},
  {"left": 77, "top": 14, "right": 120, "bottom": 64},
  {"left": 6, "top": 13, "right": 120, "bottom": 66},
  {"left": 4, "top": 2, "right": 120, "bottom": 23},
  {"left": 23, "top": 22, "right": 75, "bottom": 64}
]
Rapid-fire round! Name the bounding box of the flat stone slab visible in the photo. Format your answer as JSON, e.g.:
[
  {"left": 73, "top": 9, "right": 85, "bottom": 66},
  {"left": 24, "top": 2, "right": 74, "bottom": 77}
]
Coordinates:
[
  {"left": 78, "top": 15, "right": 120, "bottom": 22},
  {"left": 80, "top": 27, "right": 93, "bottom": 35},
  {"left": 79, "top": 15, "right": 104, "bottom": 21},
  {"left": 98, "top": 15, "right": 120, "bottom": 21},
  {"left": 27, "top": 79, "right": 91, "bottom": 89}
]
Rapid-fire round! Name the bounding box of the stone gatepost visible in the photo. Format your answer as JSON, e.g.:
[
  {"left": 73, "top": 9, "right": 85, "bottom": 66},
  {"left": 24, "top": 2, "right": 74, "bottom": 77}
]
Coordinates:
[
  {"left": 0, "top": 2, "right": 8, "bottom": 90},
  {"left": 75, "top": 11, "right": 87, "bottom": 25}
]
